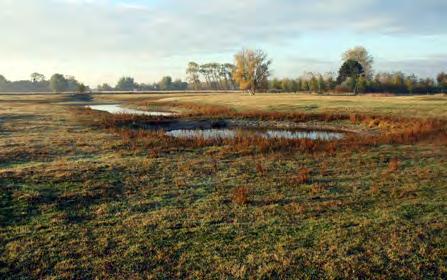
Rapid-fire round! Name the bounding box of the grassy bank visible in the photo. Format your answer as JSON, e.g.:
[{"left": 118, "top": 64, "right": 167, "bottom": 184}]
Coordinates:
[{"left": 0, "top": 93, "right": 446, "bottom": 279}]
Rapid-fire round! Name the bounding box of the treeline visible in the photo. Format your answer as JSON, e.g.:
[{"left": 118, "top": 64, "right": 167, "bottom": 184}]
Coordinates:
[
  {"left": 186, "top": 62, "right": 236, "bottom": 90},
  {"left": 185, "top": 46, "right": 447, "bottom": 95},
  {"left": 0, "top": 73, "right": 88, "bottom": 93},
  {"left": 97, "top": 76, "right": 188, "bottom": 91},
  {"left": 268, "top": 72, "right": 447, "bottom": 94},
  {"left": 2, "top": 45, "right": 446, "bottom": 95},
  {"left": 0, "top": 73, "right": 189, "bottom": 93}
]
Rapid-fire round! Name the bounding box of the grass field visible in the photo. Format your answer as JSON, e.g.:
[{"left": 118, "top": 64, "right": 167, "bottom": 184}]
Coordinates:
[{"left": 0, "top": 92, "right": 446, "bottom": 279}]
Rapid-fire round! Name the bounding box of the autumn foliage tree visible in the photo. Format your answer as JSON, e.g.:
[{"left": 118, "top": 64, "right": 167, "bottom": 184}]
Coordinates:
[{"left": 233, "top": 49, "right": 271, "bottom": 95}]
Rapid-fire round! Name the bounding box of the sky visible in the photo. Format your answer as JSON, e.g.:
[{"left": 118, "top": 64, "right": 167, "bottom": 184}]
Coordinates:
[{"left": 1, "top": 0, "right": 446, "bottom": 86}]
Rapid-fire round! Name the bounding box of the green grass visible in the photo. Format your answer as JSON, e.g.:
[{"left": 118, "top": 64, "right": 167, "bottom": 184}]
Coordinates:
[{"left": 0, "top": 93, "right": 446, "bottom": 279}]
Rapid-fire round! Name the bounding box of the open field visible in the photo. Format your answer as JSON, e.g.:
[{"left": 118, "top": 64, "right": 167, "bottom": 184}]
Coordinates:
[
  {"left": 0, "top": 92, "right": 446, "bottom": 279},
  {"left": 98, "top": 92, "right": 447, "bottom": 118}
]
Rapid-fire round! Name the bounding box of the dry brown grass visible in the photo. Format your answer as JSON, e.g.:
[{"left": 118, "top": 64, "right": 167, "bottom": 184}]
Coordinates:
[
  {"left": 232, "top": 187, "right": 249, "bottom": 205},
  {"left": 1, "top": 93, "right": 446, "bottom": 279},
  {"left": 255, "top": 162, "right": 266, "bottom": 176},
  {"left": 70, "top": 105, "right": 447, "bottom": 158},
  {"left": 388, "top": 157, "right": 400, "bottom": 172},
  {"left": 295, "top": 168, "right": 312, "bottom": 184}
]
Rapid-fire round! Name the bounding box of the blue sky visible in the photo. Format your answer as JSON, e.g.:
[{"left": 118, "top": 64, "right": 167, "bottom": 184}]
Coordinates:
[{"left": 1, "top": 0, "right": 446, "bottom": 86}]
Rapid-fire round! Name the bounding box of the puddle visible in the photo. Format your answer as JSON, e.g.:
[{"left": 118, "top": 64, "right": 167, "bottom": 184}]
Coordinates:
[
  {"left": 166, "top": 128, "right": 344, "bottom": 140},
  {"left": 86, "top": 104, "right": 174, "bottom": 116}
]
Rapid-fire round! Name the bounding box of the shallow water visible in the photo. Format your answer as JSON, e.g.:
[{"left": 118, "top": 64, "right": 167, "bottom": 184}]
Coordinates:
[
  {"left": 166, "top": 128, "right": 344, "bottom": 140},
  {"left": 86, "top": 104, "right": 174, "bottom": 116}
]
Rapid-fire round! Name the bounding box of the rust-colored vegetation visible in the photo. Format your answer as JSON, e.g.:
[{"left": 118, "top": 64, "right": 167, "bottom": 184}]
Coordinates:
[
  {"left": 295, "top": 167, "right": 312, "bottom": 184},
  {"left": 232, "top": 187, "right": 250, "bottom": 205},
  {"left": 388, "top": 157, "right": 400, "bottom": 172},
  {"left": 71, "top": 103, "right": 447, "bottom": 156}
]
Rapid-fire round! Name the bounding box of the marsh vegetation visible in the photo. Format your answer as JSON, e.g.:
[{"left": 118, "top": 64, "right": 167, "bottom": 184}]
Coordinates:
[{"left": 0, "top": 92, "right": 446, "bottom": 279}]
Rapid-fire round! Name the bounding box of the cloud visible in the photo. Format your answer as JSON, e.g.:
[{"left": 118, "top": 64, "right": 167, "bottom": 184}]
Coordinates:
[
  {"left": 378, "top": 54, "right": 447, "bottom": 77},
  {"left": 0, "top": 0, "right": 446, "bottom": 85}
]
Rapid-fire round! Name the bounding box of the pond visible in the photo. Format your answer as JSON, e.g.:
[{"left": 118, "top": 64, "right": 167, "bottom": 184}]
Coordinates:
[
  {"left": 86, "top": 104, "right": 346, "bottom": 141},
  {"left": 166, "top": 128, "right": 345, "bottom": 140},
  {"left": 86, "top": 104, "right": 175, "bottom": 117}
]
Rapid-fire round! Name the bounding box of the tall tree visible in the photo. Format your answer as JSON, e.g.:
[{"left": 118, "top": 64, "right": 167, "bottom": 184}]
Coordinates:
[
  {"left": 49, "top": 74, "right": 68, "bottom": 93},
  {"left": 186, "top": 62, "right": 201, "bottom": 90},
  {"left": 223, "top": 63, "right": 236, "bottom": 90},
  {"left": 199, "top": 64, "right": 212, "bottom": 89},
  {"left": 342, "top": 46, "right": 374, "bottom": 79},
  {"left": 209, "top": 63, "right": 221, "bottom": 90},
  {"left": 337, "top": 60, "right": 364, "bottom": 83},
  {"left": 233, "top": 49, "right": 271, "bottom": 95},
  {"left": 337, "top": 60, "right": 364, "bottom": 94}
]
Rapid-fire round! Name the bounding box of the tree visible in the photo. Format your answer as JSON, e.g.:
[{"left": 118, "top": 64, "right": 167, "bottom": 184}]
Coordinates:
[
  {"left": 172, "top": 79, "right": 188, "bottom": 90},
  {"left": 0, "top": 75, "right": 8, "bottom": 89},
  {"left": 356, "top": 76, "right": 367, "bottom": 93},
  {"left": 116, "top": 77, "right": 137, "bottom": 91},
  {"left": 209, "top": 63, "right": 222, "bottom": 90},
  {"left": 78, "top": 83, "right": 87, "bottom": 93},
  {"left": 186, "top": 62, "right": 201, "bottom": 90},
  {"left": 233, "top": 49, "right": 271, "bottom": 95},
  {"left": 269, "top": 78, "right": 282, "bottom": 91},
  {"left": 437, "top": 72, "right": 447, "bottom": 92},
  {"left": 309, "top": 75, "right": 319, "bottom": 93},
  {"left": 337, "top": 60, "right": 364, "bottom": 94},
  {"left": 49, "top": 74, "right": 68, "bottom": 93},
  {"left": 280, "top": 78, "right": 291, "bottom": 92},
  {"left": 223, "top": 63, "right": 236, "bottom": 90},
  {"left": 199, "top": 64, "right": 212, "bottom": 89},
  {"left": 318, "top": 75, "right": 327, "bottom": 94},
  {"left": 405, "top": 74, "right": 417, "bottom": 94},
  {"left": 324, "top": 73, "right": 337, "bottom": 91},
  {"left": 97, "top": 83, "right": 113, "bottom": 91},
  {"left": 30, "top": 73, "right": 45, "bottom": 83},
  {"left": 66, "top": 76, "right": 81, "bottom": 91},
  {"left": 158, "top": 76, "right": 173, "bottom": 90},
  {"left": 342, "top": 46, "right": 374, "bottom": 79},
  {"left": 337, "top": 60, "right": 364, "bottom": 84}
]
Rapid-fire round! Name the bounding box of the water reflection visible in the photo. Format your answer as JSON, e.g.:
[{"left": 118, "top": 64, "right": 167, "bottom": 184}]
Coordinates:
[
  {"left": 166, "top": 128, "right": 344, "bottom": 140},
  {"left": 86, "top": 104, "right": 174, "bottom": 116}
]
